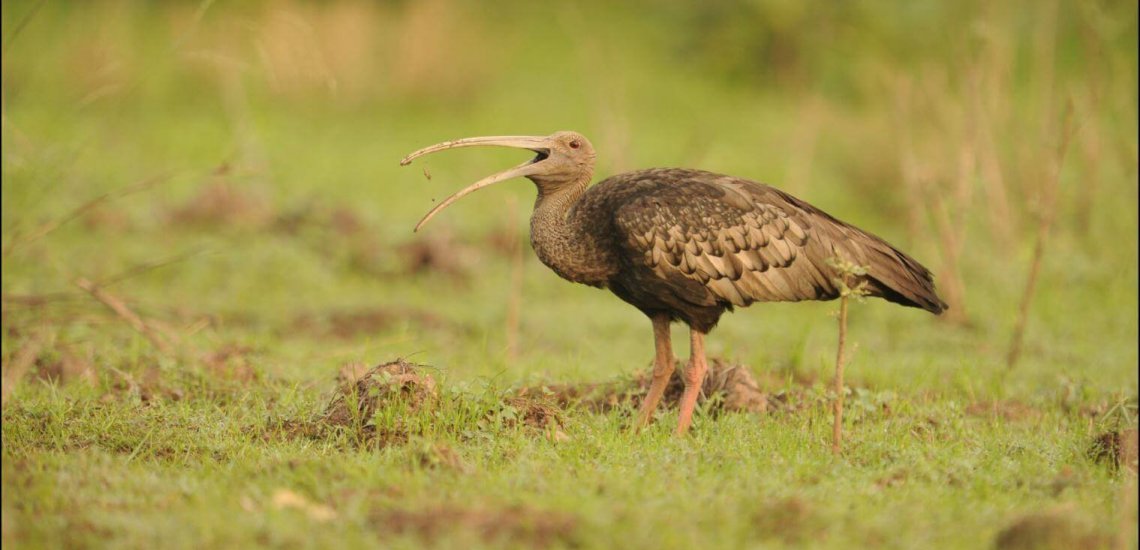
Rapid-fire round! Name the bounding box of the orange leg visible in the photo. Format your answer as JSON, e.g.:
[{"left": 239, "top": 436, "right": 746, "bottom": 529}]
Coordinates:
[
  {"left": 634, "top": 315, "right": 674, "bottom": 431},
  {"left": 675, "top": 328, "right": 708, "bottom": 436}
]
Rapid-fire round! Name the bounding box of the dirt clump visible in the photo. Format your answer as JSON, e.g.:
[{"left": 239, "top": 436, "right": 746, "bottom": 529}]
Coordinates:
[
  {"left": 993, "top": 507, "right": 1106, "bottom": 550},
  {"left": 1089, "top": 429, "right": 1139, "bottom": 473},
  {"left": 497, "top": 394, "right": 572, "bottom": 442},
  {"left": 320, "top": 359, "right": 438, "bottom": 444},
  {"left": 372, "top": 504, "right": 578, "bottom": 548},
  {"left": 662, "top": 358, "right": 769, "bottom": 414},
  {"left": 498, "top": 395, "right": 564, "bottom": 430}
]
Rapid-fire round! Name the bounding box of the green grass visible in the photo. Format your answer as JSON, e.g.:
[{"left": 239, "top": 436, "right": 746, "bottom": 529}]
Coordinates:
[{"left": 2, "top": 1, "right": 1138, "bottom": 548}]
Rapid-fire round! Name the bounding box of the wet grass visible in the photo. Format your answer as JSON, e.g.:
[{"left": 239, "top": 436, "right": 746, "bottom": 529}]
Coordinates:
[{"left": 3, "top": 1, "right": 1138, "bottom": 548}]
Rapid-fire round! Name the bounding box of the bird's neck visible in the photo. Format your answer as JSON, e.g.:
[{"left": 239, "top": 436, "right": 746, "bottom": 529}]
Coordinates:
[{"left": 529, "top": 180, "right": 615, "bottom": 287}]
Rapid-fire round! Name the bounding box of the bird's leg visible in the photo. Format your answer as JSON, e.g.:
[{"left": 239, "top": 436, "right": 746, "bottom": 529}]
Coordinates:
[
  {"left": 675, "top": 328, "right": 708, "bottom": 436},
  {"left": 634, "top": 315, "right": 674, "bottom": 431}
]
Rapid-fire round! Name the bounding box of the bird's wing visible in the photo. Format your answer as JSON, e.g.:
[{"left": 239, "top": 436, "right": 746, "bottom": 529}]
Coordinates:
[
  {"left": 610, "top": 170, "right": 844, "bottom": 308},
  {"left": 608, "top": 168, "right": 946, "bottom": 313}
]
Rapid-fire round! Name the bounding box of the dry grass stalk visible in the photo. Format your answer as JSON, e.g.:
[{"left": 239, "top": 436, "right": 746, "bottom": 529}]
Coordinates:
[
  {"left": 74, "top": 278, "right": 175, "bottom": 356},
  {"left": 1006, "top": 102, "right": 1076, "bottom": 370}
]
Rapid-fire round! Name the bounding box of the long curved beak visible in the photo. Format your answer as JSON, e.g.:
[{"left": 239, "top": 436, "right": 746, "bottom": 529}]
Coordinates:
[{"left": 400, "top": 135, "right": 551, "bottom": 232}]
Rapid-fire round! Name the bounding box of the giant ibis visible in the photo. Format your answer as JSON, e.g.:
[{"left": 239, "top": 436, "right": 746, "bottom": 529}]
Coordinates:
[{"left": 401, "top": 131, "right": 946, "bottom": 435}]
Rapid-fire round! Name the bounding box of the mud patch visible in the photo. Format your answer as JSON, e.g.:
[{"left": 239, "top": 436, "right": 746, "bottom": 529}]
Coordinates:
[
  {"left": 994, "top": 508, "right": 1106, "bottom": 550},
  {"left": 372, "top": 504, "right": 577, "bottom": 548}
]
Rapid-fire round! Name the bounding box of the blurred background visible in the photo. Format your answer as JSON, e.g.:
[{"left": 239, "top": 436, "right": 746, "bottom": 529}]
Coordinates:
[{"left": 1, "top": 0, "right": 1137, "bottom": 391}]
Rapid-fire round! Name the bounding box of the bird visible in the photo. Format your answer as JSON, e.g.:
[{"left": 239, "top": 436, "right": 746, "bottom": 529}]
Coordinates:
[{"left": 401, "top": 131, "right": 946, "bottom": 435}]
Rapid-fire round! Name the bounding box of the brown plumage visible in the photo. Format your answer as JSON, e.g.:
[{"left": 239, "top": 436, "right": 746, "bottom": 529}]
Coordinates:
[{"left": 402, "top": 131, "right": 946, "bottom": 435}]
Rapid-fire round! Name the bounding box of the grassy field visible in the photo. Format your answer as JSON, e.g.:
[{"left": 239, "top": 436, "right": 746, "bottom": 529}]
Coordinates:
[{"left": 2, "top": 1, "right": 1138, "bottom": 548}]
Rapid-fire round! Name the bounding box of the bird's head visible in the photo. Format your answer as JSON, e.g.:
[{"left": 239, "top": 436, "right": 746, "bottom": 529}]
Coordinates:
[{"left": 400, "top": 131, "right": 595, "bottom": 231}]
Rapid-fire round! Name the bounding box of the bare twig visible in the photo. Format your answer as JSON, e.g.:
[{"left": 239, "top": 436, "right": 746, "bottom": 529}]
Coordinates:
[
  {"left": 1007, "top": 101, "right": 1077, "bottom": 370},
  {"left": 74, "top": 278, "right": 175, "bottom": 356}
]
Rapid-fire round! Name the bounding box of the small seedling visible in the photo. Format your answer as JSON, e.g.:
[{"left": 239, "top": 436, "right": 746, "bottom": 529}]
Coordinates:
[{"left": 826, "top": 257, "right": 870, "bottom": 455}]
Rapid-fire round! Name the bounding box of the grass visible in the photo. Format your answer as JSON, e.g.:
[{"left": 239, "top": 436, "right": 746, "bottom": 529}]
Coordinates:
[{"left": 2, "top": 0, "right": 1138, "bottom": 548}]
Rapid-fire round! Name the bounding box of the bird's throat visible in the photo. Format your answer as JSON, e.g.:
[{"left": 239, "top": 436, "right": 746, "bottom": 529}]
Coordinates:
[{"left": 529, "top": 182, "right": 615, "bottom": 287}]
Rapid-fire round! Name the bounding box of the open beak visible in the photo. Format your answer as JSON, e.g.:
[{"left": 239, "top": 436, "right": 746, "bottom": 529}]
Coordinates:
[{"left": 400, "top": 135, "right": 552, "bottom": 232}]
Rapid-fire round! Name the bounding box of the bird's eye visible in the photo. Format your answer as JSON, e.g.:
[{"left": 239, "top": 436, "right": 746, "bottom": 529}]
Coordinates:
[{"left": 569, "top": 140, "right": 581, "bottom": 149}]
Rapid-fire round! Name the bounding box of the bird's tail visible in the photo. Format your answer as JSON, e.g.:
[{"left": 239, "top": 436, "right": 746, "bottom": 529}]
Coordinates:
[{"left": 862, "top": 243, "right": 947, "bottom": 314}]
